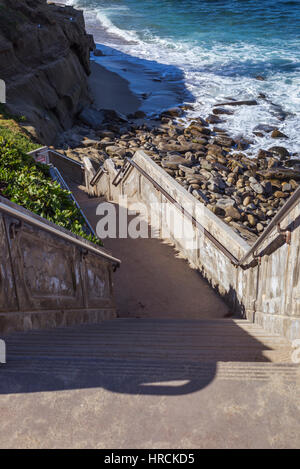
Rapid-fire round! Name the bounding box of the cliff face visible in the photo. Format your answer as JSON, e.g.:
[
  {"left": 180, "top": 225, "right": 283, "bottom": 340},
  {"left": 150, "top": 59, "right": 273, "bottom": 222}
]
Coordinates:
[{"left": 0, "top": 0, "right": 95, "bottom": 144}]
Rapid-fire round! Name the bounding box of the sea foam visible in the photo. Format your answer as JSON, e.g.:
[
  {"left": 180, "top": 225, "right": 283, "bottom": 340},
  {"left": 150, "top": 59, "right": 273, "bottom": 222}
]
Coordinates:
[{"left": 65, "top": 0, "right": 300, "bottom": 157}]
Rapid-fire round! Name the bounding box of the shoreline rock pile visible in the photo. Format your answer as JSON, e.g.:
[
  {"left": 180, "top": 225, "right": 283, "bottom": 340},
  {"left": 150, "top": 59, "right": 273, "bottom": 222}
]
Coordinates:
[{"left": 56, "top": 105, "right": 299, "bottom": 244}]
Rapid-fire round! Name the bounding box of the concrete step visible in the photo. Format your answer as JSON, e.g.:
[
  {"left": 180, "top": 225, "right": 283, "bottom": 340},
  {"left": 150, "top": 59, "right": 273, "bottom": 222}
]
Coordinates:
[
  {"left": 70, "top": 187, "right": 231, "bottom": 320},
  {"left": 1, "top": 318, "right": 299, "bottom": 450},
  {"left": 3, "top": 358, "right": 299, "bottom": 383},
  {"left": 4, "top": 318, "right": 295, "bottom": 367}
]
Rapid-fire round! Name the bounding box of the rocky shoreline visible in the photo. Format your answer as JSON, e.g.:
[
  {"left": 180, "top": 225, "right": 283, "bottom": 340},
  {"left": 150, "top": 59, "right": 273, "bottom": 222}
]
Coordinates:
[
  {"left": 55, "top": 101, "right": 299, "bottom": 244},
  {"left": 2, "top": 1, "right": 297, "bottom": 245}
]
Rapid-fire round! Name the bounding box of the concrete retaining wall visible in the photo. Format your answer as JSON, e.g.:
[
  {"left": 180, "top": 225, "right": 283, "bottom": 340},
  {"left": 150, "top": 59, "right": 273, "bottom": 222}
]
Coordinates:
[
  {"left": 0, "top": 196, "right": 117, "bottom": 334},
  {"left": 86, "top": 150, "right": 300, "bottom": 341}
]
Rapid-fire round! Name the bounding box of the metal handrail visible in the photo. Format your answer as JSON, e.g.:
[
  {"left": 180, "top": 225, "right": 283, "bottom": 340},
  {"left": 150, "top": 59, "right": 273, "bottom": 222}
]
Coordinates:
[
  {"left": 48, "top": 149, "right": 84, "bottom": 168},
  {"left": 19, "top": 147, "right": 120, "bottom": 266},
  {"left": 115, "top": 157, "right": 300, "bottom": 268},
  {"left": 49, "top": 165, "right": 96, "bottom": 238},
  {"left": 0, "top": 199, "right": 121, "bottom": 267},
  {"left": 90, "top": 167, "right": 108, "bottom": 187},
  {"left": 111, "top": 163, "right": 132, "bottom": 187},
  {"left": 118, "top": 158, "right": 240, "bottom": 265},
  {"left": 31, "top": 146, "right": 299, "bottom": 269},
  {"left": 239, "top": 184, "right": 300, "bottom": 265},
  {"left": 28, "top": 147, "right": 84, "bottom": 169}
]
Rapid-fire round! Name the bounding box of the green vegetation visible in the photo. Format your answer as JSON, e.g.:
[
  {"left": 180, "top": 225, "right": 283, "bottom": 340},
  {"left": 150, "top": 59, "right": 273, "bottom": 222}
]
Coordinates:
[
  {"left": 0, "top": 104, "right": 38, "bottom": 153},
  {"left": 0, "top": 106, "right": 102, "bottom": 247}
]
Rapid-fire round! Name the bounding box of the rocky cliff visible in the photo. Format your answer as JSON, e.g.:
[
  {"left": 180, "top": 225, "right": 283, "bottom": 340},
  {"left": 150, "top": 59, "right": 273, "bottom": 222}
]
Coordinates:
[{"left": 0, "top": 0, "right": 95, "bottom": 144}]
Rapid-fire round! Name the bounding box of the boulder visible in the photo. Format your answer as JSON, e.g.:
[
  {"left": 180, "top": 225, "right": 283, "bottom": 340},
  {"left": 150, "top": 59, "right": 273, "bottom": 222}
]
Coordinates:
[
  {"left": 102, "top": 109, "right": 128, "bottom": 122},
  {"left": 178, "top": 164, "right": 198, "bottom": 174},
  {"left": 268, "top": 146, "right": 290, "bottom": 159},
  {"left": 257, "top": 168, "right": 300, "bottom": 180},
  {"left": 249, "top": 178, "right": 264, "bottom": 194},
  {"left": 208, "top": 176, "right": 226, "bottom": 191},
  {"left": 94, "top": 49, "right": 104, "bottom": 56},
  {"left": 105, "top": 145, "right": 126, "bottom": 157},
  {"left": 282, "top": 183, "right": 292, "bottom": 192},
  {"left": 247, "top": 214, "right": 257, "bottom": 226},
  {"left": 215, "top": 100, "right": 258, "bottom": 107},
  {"left": 158, "top": 142, "right": 206, "bottom": 153},
  {"left": 271, "top": 129, "right": 288, "bottom": 139},
  {"left": 206, "top": 115, "right": 223, "bottom": 124},
  {"left": 161, "top": 107, "right": 183, "bottom": 118},
  {"left": 212, "top": 108, "right": 233, "bottom": 115},
  {"left": 225, "top": 205, "right": 241, "bottom": 221},
  {"left": 188, "top": 123, "right": 211, "bottom": 135},
  {"left": 186, "top": 174, "right": 206, "bottom": 184},
  {"left": 213, "top": 136, "right": 235, "bottom": 148},
  {"left": 274, "top": 191, "right": 288, "bottom": 199},
  {"left": 161, "top": 154, "right": 190, "bottom": 169},
  {"left": 257, "top": 149, "right": 274, "bottom": 159},
  {"left": 257, "top": 223, "right": 264, "bottom": 232},
  {"left": 78, "top": 107, "right": 104, "bottom": 129},
  {"left": 216, "top": 198, "right": 235, "bottom": 209},
  {"left": 254, "top": 124, "right": 277, "bottom": 134}
]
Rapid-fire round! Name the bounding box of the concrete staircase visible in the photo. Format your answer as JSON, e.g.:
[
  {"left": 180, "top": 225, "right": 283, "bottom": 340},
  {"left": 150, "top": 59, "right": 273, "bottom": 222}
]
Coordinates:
[
  {"left": 70, "top": 185, "right": 231, "bottom": 319},
  {"left": 1, "top": 180, "right": 299, "bottom": 449},
  {"left": 3, "top": 318, "right": 297, "bottom": 377}
]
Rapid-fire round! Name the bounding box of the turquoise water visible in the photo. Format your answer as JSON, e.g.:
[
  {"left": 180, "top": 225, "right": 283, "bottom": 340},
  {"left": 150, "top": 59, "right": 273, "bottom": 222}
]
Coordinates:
[{"left": 66, "top": 0, "right": 300, "bottom": 155}]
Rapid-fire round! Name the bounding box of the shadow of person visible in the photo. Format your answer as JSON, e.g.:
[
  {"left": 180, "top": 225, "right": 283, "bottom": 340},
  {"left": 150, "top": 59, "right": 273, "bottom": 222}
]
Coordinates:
[{"left": 0, "top": 318, "right": 271, "bottom": 397}]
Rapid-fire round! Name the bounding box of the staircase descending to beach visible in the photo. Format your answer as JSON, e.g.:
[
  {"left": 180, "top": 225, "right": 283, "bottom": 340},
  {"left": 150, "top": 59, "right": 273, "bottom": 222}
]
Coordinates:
[
  {"left": 0, "top": 152, "right": 299, "bottom": 449},
  {"left": 3, "top": 184, "right": 296, "bottom": 366}
]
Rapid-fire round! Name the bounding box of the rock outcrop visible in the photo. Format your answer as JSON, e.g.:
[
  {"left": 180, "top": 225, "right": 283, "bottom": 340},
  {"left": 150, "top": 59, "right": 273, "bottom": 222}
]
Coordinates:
[{"left": 0, "top": 0, "right": 95, "bottom": 144}]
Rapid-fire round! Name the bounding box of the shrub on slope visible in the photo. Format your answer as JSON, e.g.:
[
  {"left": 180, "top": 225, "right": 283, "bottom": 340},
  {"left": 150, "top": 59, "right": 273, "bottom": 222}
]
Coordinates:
[{"left": 0, "top": 136, "right": 102, "bottom": 246}]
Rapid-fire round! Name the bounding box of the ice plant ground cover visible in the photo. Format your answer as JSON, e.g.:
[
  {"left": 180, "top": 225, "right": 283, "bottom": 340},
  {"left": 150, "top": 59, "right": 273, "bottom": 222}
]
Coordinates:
[{"left": 0, "top": 106, "right": 102, "bottom": 246}]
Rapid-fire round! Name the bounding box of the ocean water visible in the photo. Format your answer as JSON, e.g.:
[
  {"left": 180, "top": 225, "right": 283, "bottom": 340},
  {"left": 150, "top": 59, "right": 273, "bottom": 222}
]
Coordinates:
[{"left": 66, "top": 0, "right": 300, "bottom": 156}]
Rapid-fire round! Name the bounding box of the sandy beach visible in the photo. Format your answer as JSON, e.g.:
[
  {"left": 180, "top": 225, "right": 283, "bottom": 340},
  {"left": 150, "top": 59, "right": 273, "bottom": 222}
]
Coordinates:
[
  {"left": 59, "top": 0, "right": 191, "bottom": 117},
  {"left": 89, "top": 61, "right": 141, "bottom": 115},
  {"left": 89, "top": 44, "right": 190, "bottom": 117}
]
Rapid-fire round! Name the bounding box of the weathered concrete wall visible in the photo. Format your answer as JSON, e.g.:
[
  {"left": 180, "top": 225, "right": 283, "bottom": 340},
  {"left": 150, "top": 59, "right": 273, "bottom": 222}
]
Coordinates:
[
  {"left": 254, "top": 203, "right": 300, "bottom": 339},
  {"left": 0, "top": 196, "right": 117, "bottom": 334},
  {"left": 86, "top": 150, "right": 300, "bottom": 341}
]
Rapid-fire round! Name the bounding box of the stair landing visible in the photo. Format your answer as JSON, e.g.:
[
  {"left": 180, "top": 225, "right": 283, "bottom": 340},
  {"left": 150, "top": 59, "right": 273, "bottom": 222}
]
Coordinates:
[{"left": 1, "top": 318, "right": 299, "bottom": 448}]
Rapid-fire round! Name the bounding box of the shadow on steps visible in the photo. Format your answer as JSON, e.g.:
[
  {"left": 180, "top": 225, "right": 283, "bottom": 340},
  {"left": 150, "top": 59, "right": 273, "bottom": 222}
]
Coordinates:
[{"left": 1, "top": 318, "right": 294, "bottom": 397}]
